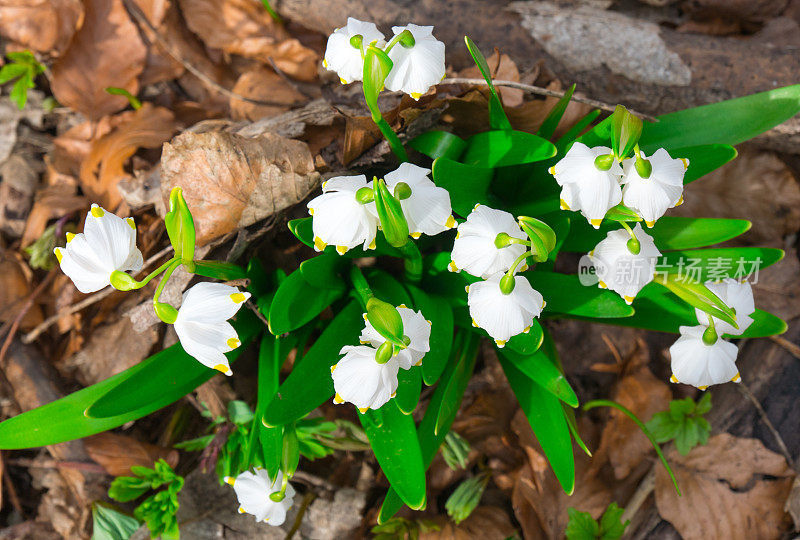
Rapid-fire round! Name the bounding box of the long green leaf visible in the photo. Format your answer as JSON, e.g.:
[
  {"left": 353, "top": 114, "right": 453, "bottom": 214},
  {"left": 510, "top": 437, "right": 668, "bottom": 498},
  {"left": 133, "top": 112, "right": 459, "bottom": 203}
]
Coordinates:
[
  {"left": 408, "top": 285, "right": 453, "bottom": 385},
  {"left": 464, "top": 36, "right": 512, "bottom": 131},
  {"left": 435, "top": 339, "right": 478, "bottom": 436},
  {"left": 409, "top": 130, "right": 468, "bottom": 160},
  {"left": 659, "top": 247, "right": 783, "bottom": 282},
  {"left": 431, "top": 157, "right": 495, "bottom": 216},
  {"left": 670, "top": 144, "right": 737, "bottom": 184},
  {"left": 395, "top": 368, "right": 422, "bottom": 415},
  {"left": 524, "top": 271, "right": 634, "bottom": 318},
  {"left": 461, "top": 130, "right": 556, "bottom": 168},
  {"left": 269, "top": 257, "right": 345, "bottom": 334},
  {"left": 537, "top": 84, "right": 576, "bottom": 140},
  {"left": 497, "top": 347, "right": 578, "bottom": 407}
]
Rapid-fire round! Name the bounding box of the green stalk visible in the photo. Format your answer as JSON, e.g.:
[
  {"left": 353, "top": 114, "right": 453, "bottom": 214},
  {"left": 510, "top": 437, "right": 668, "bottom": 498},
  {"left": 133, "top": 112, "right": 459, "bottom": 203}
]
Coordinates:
[
  {"left": 153, "top": 259, "right": 181, "bottom": 304},
  {"left": 398, "top": 241, "right": 423, "bottom": 283},
  {"left": 584, "top": 399, "right": 681, "bottom": 496},
  {"left": 374, "top": 116, "right": 409, "bottom": 162},
  {"left": 349, "top": 265, "right": 375, "bottom": 308},
  {"left": 132, "top": 258, "right": 179, "bottom": 289}
]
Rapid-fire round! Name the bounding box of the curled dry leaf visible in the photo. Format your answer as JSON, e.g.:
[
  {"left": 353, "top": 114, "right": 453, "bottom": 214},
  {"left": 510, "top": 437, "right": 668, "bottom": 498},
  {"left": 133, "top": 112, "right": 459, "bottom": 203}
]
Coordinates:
[
  {"left": 655, "top": 433, "right": 795, "bottom": 540},
  {"left": 421, "top": 506, "right": 516, "bottom": 540},
  {"left": 85, "top": 432, "right": 178, "bottom": 477},
  {"left": 79, "top": 103, "right": 177, "bottom": 209},
  {"left": 0, "top": 251, "right": 44, "bottom": 329},
  {"left": 160, "top": 130, "right": 320, "bottom": 244},
  {"left": 20, "top": 185, "right": 87, "bottom": 249},
  {"left": 230, "top": 66, "right": 306, "bottom": 121},
  {"left": 0, "top": 0, "right": 83, "bottom": 55},
  {"left": 51, "top": 0, "right": 147, "bottom": 119}
]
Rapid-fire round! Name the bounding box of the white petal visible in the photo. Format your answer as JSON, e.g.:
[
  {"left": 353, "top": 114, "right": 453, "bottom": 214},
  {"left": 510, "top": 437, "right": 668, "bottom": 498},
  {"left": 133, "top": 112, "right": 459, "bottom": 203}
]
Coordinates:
[
  {"left": 177, "top": 282, "right": 250, "bottom": 324},
  {"left": 451, "top": 205, "right": 526, "bottom": 278},
  {"left": 468, "top": 273, "right": 542, "bottom": 342},
  {"left": 323, "top": 19, "right": 385, "bottom": 83},
  {"left": 590, "top": 224, "right": 660, "bottom": 301},
  {"left": 56, "top": 235, "right": 113, "bottom": 293},
  {"left": 309, "top": 188, "right": 377, "bottom": 251},
  {"left": 83, "top": 204, "right": 140, "bottom": 271},
  {"left": 384, "top": 24, "right": 445, "bottom": 96},
  {"left": 670, "top": 325, "right": 739, "bottom": 388},
  {"left": 332, "top": 346, "right": 399, "bottom": 410}
]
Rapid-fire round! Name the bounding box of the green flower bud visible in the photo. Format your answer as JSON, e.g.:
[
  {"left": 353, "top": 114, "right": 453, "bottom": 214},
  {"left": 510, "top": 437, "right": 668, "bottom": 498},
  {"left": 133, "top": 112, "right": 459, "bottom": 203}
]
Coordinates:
[
  {"left": 499, "top": 273, "right": 516, "bottom": 295},
  {"left": 373, "top": 178, "right": 409, "bottom": 247},
  {"left": 164, "top": 187, "right": 196, "bottom": 265},
  {"left": 635, "top": 155, "right": 652, "bottom": 178},
  {"left": 518, "top": 216, "right": 556, "bottom": 263},
  {"left": 153, "top": 302, "right": 178, "bottom": 324},
  {"left": 349, "top": 34, "right": 364, "bottom": 49},
  {"left": 110, "top": 270, "right": 137, "bottom": 291},
  {"left": 269, "top": 491, "right": 286, "bottom": 503},
  {"left": 355, "top": 186, "right": 374, "bottom": 204},
  {"left": 702, "top": 324, "right": 718, "bottom": 345},
  {"left": 594, "top": 154, "right": 616, "bottom": 171},
  {"left": 281, "top": 425, "right": 299, "bottom": 478},
  {"left": 626, "top": 236, "right": 641, "bottom": 255},
  {"left": 397, "top": 29, "right": 416, "bottom": 48},
  {"left": 494, "top": 232, "right": 512, "bottom": 249},
  {"left": 366, "top": 297, "right": 405, "bottom": 347},
  {"left": 394, "top": 182, "right": 412, "bottom": 200},
  {"left": 375, "top": 341, "right": 394, "bottom": 364}
]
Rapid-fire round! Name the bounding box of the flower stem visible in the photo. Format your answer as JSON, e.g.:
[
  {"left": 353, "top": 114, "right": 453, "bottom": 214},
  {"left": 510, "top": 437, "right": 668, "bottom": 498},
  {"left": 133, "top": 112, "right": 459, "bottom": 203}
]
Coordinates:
[
  {"left": 398, "top": 241, "right": 423, "bottom": 283},
  {"left": 507, "top": 250, "right": 532, "bottom": 276},
  {"left": 131, "top": 257, "right": 179, "bottom": 289},
  {"left": 153, "top": 259, "right": 181, "bottom": 305},
  {"left": 374, "top": 115, "right": 409, "bottom": 162},
  {"left": 349, "top": 265, "right": 374, "bottom": 308}
]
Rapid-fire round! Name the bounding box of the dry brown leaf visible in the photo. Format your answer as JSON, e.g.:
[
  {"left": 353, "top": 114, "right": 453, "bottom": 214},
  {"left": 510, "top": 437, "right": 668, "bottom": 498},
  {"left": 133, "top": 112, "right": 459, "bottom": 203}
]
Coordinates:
[
  {"left": 655, "top": 433, "right": 795, "bottom": 539},
  {"left": 160, "top": 130, "right": 320, "bottom": 244},
  {"left": 593, "top": 340, "right": 671, "bottom": 479},
  {"left": 85, "top": 432, "right": 178, "bottom": 477},
  {"left": 459, "top": 51, "right": 523, "bottom": 107},
  {"left": 0, "top": 154, "right": 39, "bottom": 239},
  {"left": 343, "top": 116, "right": 382, "bottom": 166},
  {"left": 0, "top": 251, "right": 43, "bottom": 329},
  {"left": 421, "top": 506, "right": 516, "bottom": 540},
  {"left": 179, "top": 0, "right": 318, "bottom": 81},
  {"left": 51, "top": 0, "right": 147, "bottom": 119},
  {"left": 230, "top": 66, "right": 305, "bottom": 121},
  {"left": 20, "top": 185, "right": 87, "bottom": 249},
  {"left": 0, "top": 0, "right": 83, "bottom": 55},
  {"left": 79, "top": 103, "right": 176, "bottom": 209}
]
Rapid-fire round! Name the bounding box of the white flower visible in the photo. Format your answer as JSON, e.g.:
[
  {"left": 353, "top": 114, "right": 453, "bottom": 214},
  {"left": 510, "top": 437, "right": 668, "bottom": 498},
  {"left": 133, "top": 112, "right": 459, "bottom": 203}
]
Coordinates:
[
  {"left": 384, "top": 24, "right": 445, "bottom": 99},
  {"left": 694, "top": 278, "right": 755, "bottom": 336},
  {"left": 450, "top": 205, "right": 527, "bottom": 279},
  {"left": 224, "top": 469, "right": 295, "bottom": 525},
  {"left": 467, "top": 272, "right": 544, "bottom": 347},
  {"left": 669, "top": 325, "right": 741, "bottom": 390},
  {"left": 621, "top": 149, "right": 688, "bottom": 227},
  {"left": 331, "top": 345, "right": 400, "bottom": 412},
  {"left": 589, "top": 223, "right": 661, "bottom": 304},
  {"left": 359, "top": 305, "right": 431, "bottom": 369},
  {"left": 54, "top": 204, "right": 143, "bottom": 293},
  {"left": 307, "top": 175, "right": 378, "bottom": 255},
  {"left": 382, "top": 163, "right": 455, "bottom": 237},
  {"left": 323, "top": 18, "right": 385, "bottom": 84},
  {"left": 549, "top": 142, "right": 623, "bottom": 228},
  {"left": 173, "top": 282, "right": 251, "bottom": 376}
]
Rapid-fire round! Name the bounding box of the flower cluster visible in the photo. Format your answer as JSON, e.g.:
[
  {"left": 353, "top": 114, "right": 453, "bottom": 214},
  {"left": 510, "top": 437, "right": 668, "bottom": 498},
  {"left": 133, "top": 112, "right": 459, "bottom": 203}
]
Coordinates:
[
  {"left": 55, "top": 204, "right": 250, "bottom": 377},
  {"left": 332, "top": 305, "right": 431, "bottom": 412},
  {"left": 550, "top": 142, "right": 688, "bottom": 229},
  {"left": 450, "top": 205, "right": 546, "bottom": 347},
  {"left": 323, "top": 18, "right": 446, "bottom": 99}
]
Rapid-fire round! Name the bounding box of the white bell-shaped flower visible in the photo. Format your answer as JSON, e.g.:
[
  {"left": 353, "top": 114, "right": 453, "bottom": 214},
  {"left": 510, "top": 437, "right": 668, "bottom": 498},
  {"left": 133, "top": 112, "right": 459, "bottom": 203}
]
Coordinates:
[
  {"left": 323, "top": 18, "right": 385, "bottom": 84},
  {"left": 54, "top": 204, "right": 143, "bottom": 293},
  {"left": 589, "top": 223, "right": 661, "bottom": 304},
  {"left": 359, "top": 305, "right": 431, "bottom": 369},
  {"left": 621, "top": 149, "right": 688, "bottom": 227},
  {"left": 224, "top": 469, "right": 295, "bottom": 525},
  {"left": 669, "top": 325, "right": 740, "bottom": 390},
  {"left": 307, "top": 175, "right": 378, "bottom": 255},
  {"left": 549, "top": 142, "right": 623, "bottom": 228},
  {"left": 450, "top": 205, "right": 527, "bottom": 279},
  {"left": 467, "top": 272, "right": 544, "bottom": 347},
  {"left": 331, "top": 345, "right": 400, "bottom": 412},
  {"left": 384, "top": 24, "right": 445, "bottom": 99},
  {"left": 694, "top": 278, "right": 755, "bottom": 336},
  {"left": 173, "top": 282, "right": 250, "bottom": 376},
  {"left": 383, "top": 163, "right": 455, "bottom": 237}
]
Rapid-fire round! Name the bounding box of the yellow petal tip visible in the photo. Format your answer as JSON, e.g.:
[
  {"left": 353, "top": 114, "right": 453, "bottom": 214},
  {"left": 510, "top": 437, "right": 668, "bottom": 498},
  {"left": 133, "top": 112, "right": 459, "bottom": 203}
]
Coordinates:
[
  {"left": 590, "top": 218, "right": 602, "bottom": 228},
  {"left": 230, "top": 292, "right": 247, "bottom": 303},
  {"left": 126, "top": 217, "right": 135, "bottom": 229},
  {"left": 445, "top": 215, "right": 456, "bottom": 228},
  {"left": 213, "top": 364, "right": 232, "bottom": 376},
  {"left": 224, "top": 476, "right": 235, "bottom": 486},
  {"left": 333, "top": 393, "right": 344, "bottom": 404},
  {"left": 623, "top": 295, "right": 635, "bottom": 305},
  {"left": 313, "top": 236, "right": 327, "bottom": 252},
  {"left": 226, "top": 337, "right": 240, "bottom": 349},
  {"left": 335, "top": 245, "right": 348, "bottom": 255},
  {"left": 670, "top": 374, "right": 679, "bottom": 383},
  {"left": 495, "top": 339, "right": 506, "bottom": 348},
  {"left": 358, "top": 407, "right": 368, "bottom": 413},
  {"left": 90, "top": 206, "right": 105, "bottom": 218}
]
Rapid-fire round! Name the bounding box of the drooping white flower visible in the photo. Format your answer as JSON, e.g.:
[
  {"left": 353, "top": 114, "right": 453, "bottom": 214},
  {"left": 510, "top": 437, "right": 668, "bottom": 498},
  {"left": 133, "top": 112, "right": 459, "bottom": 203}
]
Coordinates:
[
  {"left": 450, "top": 205, "right": 527, "bottom": 279},
  {"left": 359, "top": 305, "right": 431, "bottom": 369},
  {"left": 323, "top": 18, "right": 385, "bottom": 84},
  {"left": 589, "top": 223, "right": 661, "bottom": 304},
  {"left": 621, "top": 149, "right": 688, "bottom": 227},
  {"left": 467, "top": 272, "right": 545, "bottom": 347},
  {"left": 382, "top": 163, "right": 455, "bottom": 237},
  {"left": 669, "top": 325, "right": 741, "bottom": 390},
  {"left": 331, "top": 345, "right": 400, "bottom": 412},
  {"left": 549, "top": 142, "right": 623, "bottom": 228},
  {"left": 173, "top": 282, "right": 251, "bottom": 376},
  {"left": 307, "top": 175, "right": 378, "bottom": 255},
  {"left": 383, "top": 24, "right": 445, "bottom": 99},
  {"left": 694, "top": 278, "right": 755, "bottom": 336},
  {"left": 224, "top": 469, "right": 295, "bottom": 525},
  {"left": 54, "top": 204, "right": 143, "bottom": 293}
]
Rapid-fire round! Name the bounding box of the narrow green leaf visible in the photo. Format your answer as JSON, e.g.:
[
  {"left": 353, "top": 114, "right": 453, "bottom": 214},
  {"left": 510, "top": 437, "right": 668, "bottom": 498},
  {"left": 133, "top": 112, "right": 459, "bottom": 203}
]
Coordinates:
[
  {"left": 409, "top": 130, "right": 468, "bottom": 160},
  {"left": 407, "top": 286, "right": 453, "bottom": 385},
  {"left": 504, "top": 320, "right": 544, "bottom": 355},
  {"left": 498, "top": 347, "right": 578, "bottom": 407},
  {"left": 192, "top": 260, "right": 247, "bottom": 281},
  {"left": 461, "top": 130, "right": 556, "bottom": 168},
  {"left": 524, "top": 271, "right": 634, "bottom": 318},
  {"left": 269, "top": 260, "right": 345, "bottom": 334},
  {"left": 537, "top": 84, "right": 575, "bottom": 140},
  {"left": 435, "top": 340, "right": 478, "bottom": 436},
  {"left": 463, "top": 35, "right": 512, "bottom": 130},
  {"left": 555, "top": 109, "right": 602, "bottom": 154},
  {"left": 92, "top": 503, "right": 141, "bottom": 540},
  {"left": 658, "top": 247, "right": 783, "bottom": 282},
  {"left": 670, "top": 144, "right": 738, "bottom": 184},
  {"left": 395, "top": 367, "right": 422, "bottom": 415}
]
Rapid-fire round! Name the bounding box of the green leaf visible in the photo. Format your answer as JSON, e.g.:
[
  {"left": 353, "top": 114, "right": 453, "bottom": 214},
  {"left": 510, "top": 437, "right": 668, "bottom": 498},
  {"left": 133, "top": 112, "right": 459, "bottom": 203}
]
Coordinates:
[
  {"left": 409, "top": 130, "right": 468, "bottom": 160},
  {"left": 269, "top": 256, "right": 345, "bottom": 335},
  {"left": 658, "top": 247, "right": 783, "bottom": 282},
  {"left": 598, "top": 502, "right": 630, "bottom": 539},
  {"left": 498, "top": 353, "right": 575, "bottom": 494},
  {"left": 407, "top": 286, "right": 453, "bottom": 385},
  {"left": 395, "top": 367, "right": 422, "bottom": 414},
  {"left": 640, "top": 84, "right": 800, "bottom": 151},
  {"left": 435, "top": 337, "right": 478, "bottom": 436},
  {"left": 360, "top": 403, "right": 427, "bottom": 509},
  {"left": 445, "top": 472, "right": 490, "bottom": 524},
  {"left": 497, "top": 347, "right": 578, "bottom": 407},
  {"left": 264, "top": 301, "right": 363, "bottom": 425},
  {"left": 555, "top": 109, "right": 602, "bottom": 154},
  {"left": 461, "top": 130, "right": 556, "bottom": 168},
  {"left": 92, "top": 503, "right": 141, "bottom": 540},
  {"left": 105, "top": 87, "right": 142, "bottom": 110},
  {"left": 537, "top": 84, "right": 576, "bottom": 140},
  {"left": 108, "top": 477, "right": 151, "bottom": 502},
  {"left": 463, "top": 35, "right": 512, "bottom": 130},
  {"left": 0, "top": 63, "right": 28, "bottom": 84},
  {"left": 192, "top": 260, "right": 247, "bottom": 281},
  {"left": 611, "top": 105, "right": 643, "bottom": 159},
  {"left": 228, "top": 400, "right": 254, "bottom": 425},
  {"left": 10, "top": 75, "right": 30, "bottom": 109},
  {"left": 524, "top": 271, "right": 634, "bottom": 318},
  {"left": 164, "top": 187, "right": 196, "bottom": 264},
  {"left": 670, "top": 144, "right": 738, "bottom": 184},
  {"left": 431, "top": 157, "right": 494, "bottom": 217},
  {"left": 565, "top": 508, "right": 600, "bottom": 540},
  {"left": 363, "top": 45, "right": 393, "bottom": 120},
  {"left": 646, "top": 411, "right": 681, "bottom": 443},
  {"left": 0, "top": 312, "right": 260, "bottom": 448},
  {"left": 657, "top": 276, "right": 737, "bottom": 328}
]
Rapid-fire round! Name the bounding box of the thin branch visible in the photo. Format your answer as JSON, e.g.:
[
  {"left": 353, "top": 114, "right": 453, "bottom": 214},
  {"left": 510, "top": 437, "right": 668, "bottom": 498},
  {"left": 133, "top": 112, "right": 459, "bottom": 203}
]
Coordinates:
[
  {"left": 0, "top": 269, "right": 57, "bottom": 364},
  {"left": 441, "top": 77, "right": 658, "bottom": 122},
  {"left": 121, "top": 0, "right": 302, "bottom": 108},
  {"left": 737, "top": 382, "right": 795, "bottom": 469},
  {"left": 770, "top": 334, "right": 800, "bottom": 361}
]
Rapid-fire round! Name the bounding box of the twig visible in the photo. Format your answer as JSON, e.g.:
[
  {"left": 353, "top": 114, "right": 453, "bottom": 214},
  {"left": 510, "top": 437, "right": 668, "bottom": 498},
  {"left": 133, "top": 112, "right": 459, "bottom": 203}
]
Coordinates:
[
  {"left": 285, "top": 492, "right": 316, "bottom": 540},
  {"left": 441, "top": 77, "right": 658, "bottom": 122},
  {"left": 22, "top": 245, "right": 173, "bottom": 344},
  {"left": 5, "top": 457, "right": 107, "bottom": 474},
  {"left": 246, "top": 300, "right": 270, "bottom": 330},
  {"left": 737, "top": 382, "right": 795, "bottom": 469},
  {"left": 267, "top": 56, "right": 313, "bottom": 99},
  {"left": 620, "top": 468, "right": 655, "bottom": 528},
  {"left": 290, "top": 470, "right": 337, "bottom": 493},
  {"left": 121, "top": 0, "right": 301, "bottom": 108},
  {"left": 770, "top": 335, "right": 800, "bottom": 361},
  {"left": 0, "top": 269, "right": 57, "bottom": 364}
]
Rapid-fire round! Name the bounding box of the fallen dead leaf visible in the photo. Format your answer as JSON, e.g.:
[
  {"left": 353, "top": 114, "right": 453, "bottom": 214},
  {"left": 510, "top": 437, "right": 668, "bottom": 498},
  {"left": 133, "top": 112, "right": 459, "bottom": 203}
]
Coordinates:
[
  {"left": 0, "top": 0, "right": 83, "bottom": 56},
  {"left": 159, "top": 130, "right": 320, "bottom": 244},
  {"left": 655, "top": 433, "right": 795, "bottom": 539},
  {"left": 230, "top": 66, "right": 306, "bottom": 121},
  {"left": 79, "top": 103, "right": 176, "bottom": 209},
  {"left": 20, "top": 184, "right": 87, "bottom": 248},
  {"left": 51, "top": 0, "right": 147, "bottom": 119},
  {"left": 0, "top": 154, "right": 39, "bottom": 239},
  {"left": 421, "top": 506, "right": 517, "bottom": 540},
  {"left": 84, "top": 432, "right": 178, "bottom": 477},
  {"left": 0, "top": 92, "right": 44, "bottom": 165},
  {"left": 0, "top": 251, "right": 43, "bottom": 329}
]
